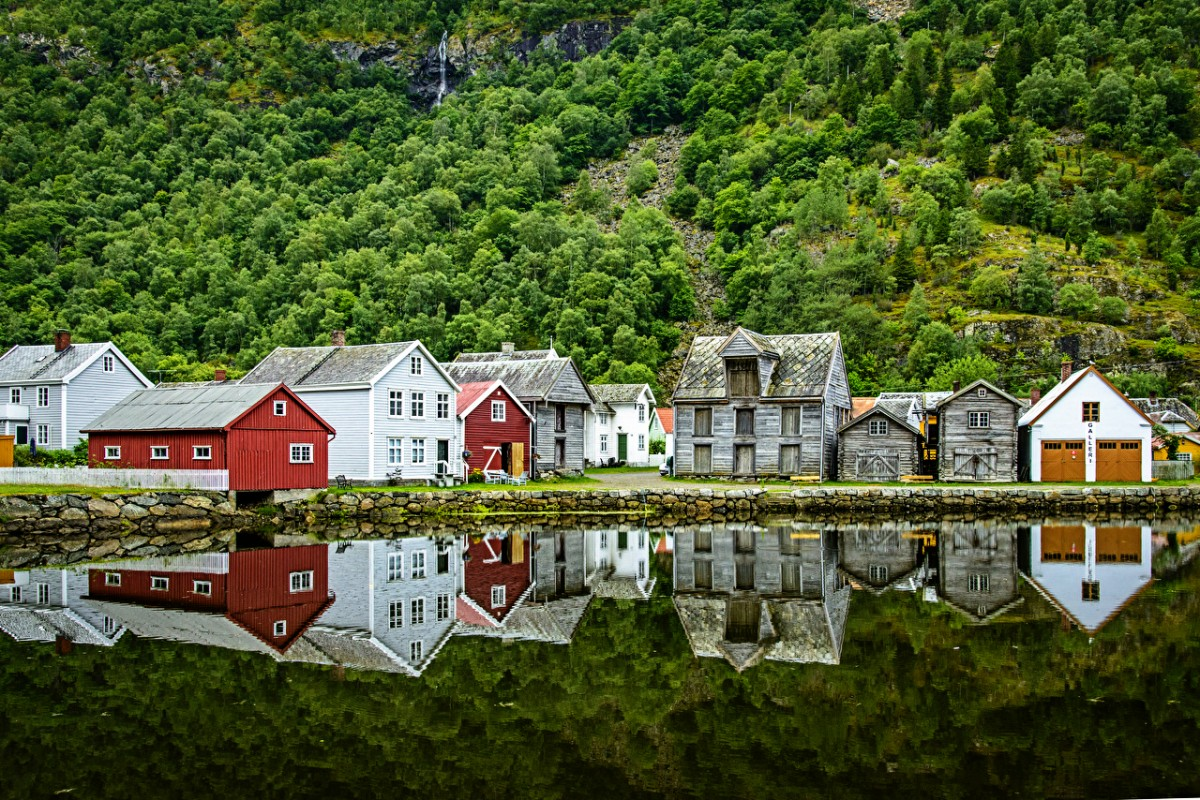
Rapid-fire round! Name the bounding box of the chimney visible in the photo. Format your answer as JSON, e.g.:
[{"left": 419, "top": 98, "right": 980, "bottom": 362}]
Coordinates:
[
  {"left": 53, "top": 330, "right": 71, "bottom": 352},
  {"left": 330, "top": 330, "right": 346, "bottom": 347},
  {"left": 1060, "top": 359, "right": 1073, "bottom": 383},
  {"left": 1031, "top": 387, "right": 1041, "bottom": 405},
  {"left": 501, "top": 342, "right": 515, "bottom": 354},
  {"left": 214, "top": 369, "right": 227, "bottom": 383},
  {"left": 952, "top": 380, "right": 961, "bottom": 393},
  {"left": 1149, "top": 390, "right": 1158, "bottom": 404}
]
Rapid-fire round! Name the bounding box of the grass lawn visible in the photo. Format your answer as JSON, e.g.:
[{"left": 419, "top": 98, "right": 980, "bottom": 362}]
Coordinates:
[
  {"left": 0, "top": 484, "right": 141, "bottom": 497},
  {"left": 323, "top": 475, "right": 606, "bottom": 494},
  {"left": 587, "top": 465, "right": 662, "bottom": 474}
]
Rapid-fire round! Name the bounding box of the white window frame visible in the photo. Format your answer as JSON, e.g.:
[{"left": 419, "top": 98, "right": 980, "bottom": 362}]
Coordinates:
[
  {"left": 387, "top": 552, "right": 404, "bottom": 581},
  {"left": 410, "top": 551, "right": 427, "bottom": 579},
  {"left": 290, "top": 443, "right": 313, "bottom": 464},
  {"left": 436, "top": 392, "right": 450, "bottom": 419},
  {"left": 968, "top": 411, "right": 990, "bottom": 429},
  {"left": 977, "top": 387, "right": 987, "bottom": 398},
  {"left": 36, "top": 424, "right": 49, "bottom": 446},
  {"left": 598, "top": 412, "right": 609, "bottom": 425},
  {"left": 491, "top": 400, "right": 506, "bottom": 422},
  {"left": 436, "top": 593, "right": 451, "bottom": 621},
  {"left": 37, "top": 583, "right": 49, "bottom": 604},
  {"left": 638, "top": 434, "right": 645, "bottom": 451},
  {"left": 411, "top": 438, "right": 426, "bottom": 465},
  {"left": 290, "top": 570, "right": 314, "bottom": 593},
  {"left": 151, "top": 446, "right": 169, "bottom": 460},
  {"left": 1176, "top": 452, "right": 1193, "bottom": 462},
  {"left": 10, "top": 586, "right": 21, "bottom": 602},
  {"left": 193, "top": 580, "right": 212, "bottom": 596},
  {"left": 411, "top": 355, "right": 423, "bottom": 376},
  {"left": 388, "top": 389, "right": 404, "bottom": 418},
  {"left": 151, "top": 576, "right": 169, "bottom": 592},
  {"left": 105, "top": 572, "right": 121, "bottom": 587},
  {"left": 193, "top": 445, "right": 212, "bottom": 460},
  {"left": 9, "top": 388, "right": 19, "bottom": 405},
  {"left": 273, "top": 620, "right": 287, "bottom": 637},
  {"left": 969, "top": 573, "right": 991, "bottom": 592},
  {"left": 389, "top": 600, "right": 403, "bottom": 628},
  {"left": 37, "top": 387, "right": 48, "bottom": 407},
  {"left": 104, "top": 446, "right": 121, "bottom": 460},
  {"left": 410, "top": 391, "right": 425, "bottom": 418},
  {"left": 410, "top": 640, "right": 424, "bottom": 661},
  {"left": 638, "top": 404, "right": 646, "bottom": 422},
  {"left": 103, "top": 616, "right": 116, "bottom": 635},
  {"left": 273, "top": 400, "right": 287, "bottom": 416},
  {"left": 600, "top": 434, "right": 608, "bottom": 453},
  {"left": 102, "top": 355, "right": 114, "bottom": 373},
  {"left": 387, "top": 437, "right": 404, "bottom": 467},
  {"left": 410, "top": 597, "right": 426, "bottom": 625},
  {"left": 868, "top": 419, "right": 888, "bottom": 436},
  {"left": 869, "top": 564, "right": 888, "bottom": 583},
  {"left": 491, "top": 584, "right": 506, "bottom": 608}
]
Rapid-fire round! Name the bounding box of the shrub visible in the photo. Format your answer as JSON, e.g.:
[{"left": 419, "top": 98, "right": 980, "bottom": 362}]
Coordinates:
[
  {"left": 1098, "top": 295, "right": 1128, "bottom": 325},
  {"left": 1057, "top": 282, "right": 1099, "bottom": 319},
  {"left": 626, "top": 160, "right": 659, "bottom": 197}
]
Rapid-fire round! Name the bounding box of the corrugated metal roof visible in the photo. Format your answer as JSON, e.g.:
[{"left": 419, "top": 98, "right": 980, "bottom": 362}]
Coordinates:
[
  {"left": 82, "top": 383, "right": 279, "bottom": 432},
  {"left": 674, "top": 329, "right": 840, "bottom": 401},
  {"left": 590, "top": 384, "right": 650, "bottom": 404},
  {"left": 0, "top": 343, "right": 110, "bottom": 383},
  {"left": 240, "top": 343, "right": 417, "bottom": 386}
]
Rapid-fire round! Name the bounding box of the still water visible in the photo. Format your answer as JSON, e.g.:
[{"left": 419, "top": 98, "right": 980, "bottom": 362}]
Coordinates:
[{"left": 2, "top": 516, "right": 1199, "bottom": 799}]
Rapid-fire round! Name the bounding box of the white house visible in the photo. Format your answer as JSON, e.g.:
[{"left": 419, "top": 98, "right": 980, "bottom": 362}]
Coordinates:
[
  {"left": 589, "top": 526, "right": 655, "bottom": 600},
  {"left": 0, "top": 566, "right": 125, "bottom": 646},
  {"left": 586, "top": 383, "right": 657, "bottom": 466},
  {"left": 0, "top": 331, "right": 151, "bottom": 450},
  {"left": 239, "top": 333, "right": 460, "bottom": 482},
  {"left": 1019, "top": 363, "right": 1153, "bottom": 482}
]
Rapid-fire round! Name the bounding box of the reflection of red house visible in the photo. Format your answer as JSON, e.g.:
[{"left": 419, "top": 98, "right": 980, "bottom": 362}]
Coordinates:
[
  {"left": 457, "top": 381, "right": 534, "bottom": 479},
  {"left": 83, "top": 382, "right": 335, "bottom": 492},
  {"left": 86, "top": 545, "right": 333, "bottom": 651},
  {"left": 457, "top": 533, "right": 533, "bottom": 627}
]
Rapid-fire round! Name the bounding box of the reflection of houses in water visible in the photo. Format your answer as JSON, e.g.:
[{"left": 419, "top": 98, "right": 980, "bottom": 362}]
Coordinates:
[
  {"left": 0, "top": 567, "right": 125, "bottom": 646},
  {"left": 938, "top": 524, "right": 1022, "bottom": 623},
  {"left": 310, "top": 537, "right": 460, "bottom": 675},
  {"left": 838, "top": 526, "right": 929, "bottom": 592},
  {"left": 456, "top": 531, "right": 534, "bottom": 629},
  {"left": 673, "top": 523, "right": 850, "bottom": 671},
  {"left": 589, "top": 527, "right": 656, "bottom": 601},
  {"left": 86, "top": 546, "right": 333, "bottom": 657},
  {"left": 1021, "top": 524, "right": 1153, "bottom": 634}
]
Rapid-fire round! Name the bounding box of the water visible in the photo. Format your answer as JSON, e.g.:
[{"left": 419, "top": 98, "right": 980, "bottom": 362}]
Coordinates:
[
  {"left": 434, "top": 30, "right": 448, "bottom": 107},
  {"left": 3, "top": 515, "right": 1200, "bottom": 798}
]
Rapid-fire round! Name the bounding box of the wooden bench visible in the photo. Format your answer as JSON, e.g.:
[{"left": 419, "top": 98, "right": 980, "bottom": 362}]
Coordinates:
[
  {"left": 789, "top": 475, "right": 822, "bottom": 483},
  {"left": 900, "top": 475, "right": 935, "bottom": 483}
]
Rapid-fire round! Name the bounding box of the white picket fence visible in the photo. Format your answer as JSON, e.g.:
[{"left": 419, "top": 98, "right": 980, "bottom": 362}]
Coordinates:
[{"left": 1, "top": 467, "right": 229, "bottom": 491}]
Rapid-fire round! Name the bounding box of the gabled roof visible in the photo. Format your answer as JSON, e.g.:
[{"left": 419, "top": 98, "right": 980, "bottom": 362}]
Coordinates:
[
  {"left": 455, "top": 595, "right": 592, "bottom": 644},
  {"left": 591, "top": 576, "right": 656, "bottom": 601},
  {"left": 590, "top": 383, "right": 654, "bottom": 405},
  {"left": 838, "top": 401, "right": 921, "bottom": 436},
  {"left": 1019, "top": 366, "right": 1153, "bottom": 427},
  {"left": 938, "top": 379, "right": 1023, "bottom": 409},
  {"left": 456, "top": 380, "right": 535, "bottom": 422},
  {"left": 673, "top": 329, "right": 841, "bottom": 401},
  {"left": 0, "top": 606, "right": 119, "bottom": 646},
  {"left": 850, "top": 397, "right": 877, "bottom": 419},
  {"left": 656, "top": 407, "right": 674, "bottom": 434},
  {"left": 456, "top": 349, "right": 559, "bottom": 363},
  {"left": 876, "top": 390, "right": 951, "bottom": 413},
  {"left": 82, "top": 382, "right": 333, "bottom": 433},
  {"left": 447, "top": 355, "right": 596, "bottom": 404},
  {"left": 1131, "top": 397, "right": 1199, "bottom": 429},
  {"left": 0, "top": 342, "right": 151, "bottom": 386},
  {"left": 240, "top": 341, "right": 457, "bottom": 390},
  {"left": 718, "top": 327, "right": 779, "bottom": 358}
]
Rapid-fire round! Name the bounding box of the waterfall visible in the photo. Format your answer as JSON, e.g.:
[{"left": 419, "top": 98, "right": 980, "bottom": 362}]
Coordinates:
[{"left": 434, "top": 30, "right": 448, "bottom": 106}]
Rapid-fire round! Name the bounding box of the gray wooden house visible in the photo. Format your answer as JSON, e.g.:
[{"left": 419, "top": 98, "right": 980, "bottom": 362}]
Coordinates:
[
  {"left": 672, "top": 328, "right": 851, "bottom": 479},
  {"left": 838, "top": 525, "right": 927, "bottom": 592},
  {"left": 936, "top": 379, "right": 1023, "bottom": 482},
  {"left": 937, "top": 524, "right": 1022, "bottom": 624},
  {"left": 447, "top": 344, "right": 596, "bottom": 476},
  {"left": 837, "top": 398, "right": 923, "bottom": 481}
]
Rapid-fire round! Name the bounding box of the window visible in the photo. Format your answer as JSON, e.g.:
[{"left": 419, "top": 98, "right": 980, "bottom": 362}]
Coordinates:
[
  {"left": 437, "top": 550, "right": 450, "bottom": 575},
  {"left": 37, "top": 583, "right": 49, "bottom": 604},
  {"left": 36, "top": 425, "right": 49, "bottom": 446},
  {"left": 410, "top": 597, "right": 426, "bottom": 625},
  {"left": 389, "top": 389, "right": 404, "bottom": 417},
  {"left": 491, "top": 585, "right": 506, "bottom": 608},
  {"left": 1083, "top": 402, "right": 1100, "bottom": 422},
  {"left": 977, "top": 387, "right": 987, "bottom": 397},
  {"left": 491, "top": 401, "right": 506, "bottom": 422},
  {"left": 273, "top": 400, "right": 287, "bottom": 416},
  {"left": 868, "top": 419, "right": 889, "bottom": 436},
  {"left": 37, "top": 387, "right": 48, "bottom": 407},
  {"left": 600, "top": 532, "right": 608, "bottom": 549},
  {"left": 869, "top": 564, "right": 888, "bottom": 583},
  {"left": 102, "top": 355, "right": 114, "bottom": 372},
  {"left": 436, "top": 393, "right": 450, "bottom": 419},
  {"left": 735, "top": 409, "right": 755, "bottom": 435},
  {"left": 193, "top": 445, "right": 212, "bottom": 460},
  {"left": 437, "top": 593, "right": 452, "bottom": 621},
  {"left": 728, "top": 358, "right": 760, "bottom": 396},
  {"left": 389, "top": 601, "right": 403, "bottom": 628},
  {"left": 411, "top": 355, "right": 423, "bottom": 375},
  {"left": 693, "top": 444, "right": 712, "bottom": 473},
  {"left": 104, "top": 446, "right": 121, "bottom": 460},
  {"left": 638, "top": 560, "right": 646, "bottom": 579},
  {"left": 193, "top": 580, "right": 212, "bottom": 596},
  {"left": 9, "top": 388, "right": 19, "bottom": 404},
  {"left": 555, "top": 404, "right": 566, "bottom": 432},
  {"left": 600, "top": 434, "right": 609, "bottom": 453},
  {"left": 10, "top": 586, "right": 21, "bottom": 602},
  {"left": 273, "top": 620, "right": 287, "bottom": 637},
  {"left": 694, "top": 408, "right": 713, "bottom": 437},
  {"left": 290, "top": 443, "right": 313, "bottom": 463},
  {"left": 151, "top": 446, "right": 168, "bottom": 460},
  {"left": 1082, "top": 581, "right": 1100, "bottom": 601},
  {"left": 781, "top": 407, "right": 802, "bottom": 436},
  {"left": 410, "top": 551, "right": 427, "bottom": 579},
  {"left": 598, "top": 412, "right": 609, "bottom": 425},
  {"left": 968, "top": 574, "right": 990, "bottom": 592},
  {"left": 387, "top": 437, "right": 404, "bottom": 467},
  {"left": 103, "top": 616, "right": 116, "bottom": 635},
  {"left": 290, "top": 570, "right": 313, "bottom": 592},
  {"left": 411, "top": 438, "right": 426, "bottom": 465},
  {"left": 968, "top": 412, "right": 991, "bottom": 428},
  {"left": 151, "top": 576, "right": 169, "bottom": 591},
  {"left": 410, "top": 641, "right": 424, "bottom": 661},
  {"left": 638, "top": 404, "right": 646, "bottom": 422},
  {"left": 638, "top": 434, "right": 645, "bottom": 450},
  {"left": 1176, "top": 453, "right": 1193, "bottom": 462},
  {"left": 409, "top": 391, "right": 426, "bottom": 418},
  {"left": 387, "top": 552, "right": 403, "bottom": 581},
  {"left": 105, "top": 572, "right": 121, "bottom": 587},
  {"left": 694, "top": 529, "right": 712, "bottom": 552}
]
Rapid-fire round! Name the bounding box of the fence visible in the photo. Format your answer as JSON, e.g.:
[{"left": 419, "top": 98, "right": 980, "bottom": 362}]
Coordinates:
[
  {"left": 1152, "top": 460, "right": 1194, "bottom": 481},
  {"left": 0, "top": 467, "right": 229, "bottom": 491}
]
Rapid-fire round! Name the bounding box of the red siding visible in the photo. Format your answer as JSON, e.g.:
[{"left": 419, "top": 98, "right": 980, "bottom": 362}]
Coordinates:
[
  {"left": 88, "top": 569, "right": 229, "bottom": 610},
  {"left": 226, "top": 547, "right": 329, "bottom": 612},
  {"left": 463, "top": 535, "right": 532, "bottom": 623},
  {"left": 231, "top": 386, "right": 330, "bottom": 431},
  {"left": 226, "top": 429, "right": 328, "bottom": 491},
  {"left": 463, "top": 388, "right": 533, "bottom": 475},
  {"left": 88, "top": 431, "right": 228, "bottom": 471}
]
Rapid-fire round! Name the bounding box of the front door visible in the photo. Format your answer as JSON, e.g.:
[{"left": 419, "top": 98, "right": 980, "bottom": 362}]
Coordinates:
[
  {"left": 15, "top": 425, "right": 27, "bottom": 445},
  {"left": 857, "top": 452, "right": 900, "bottom": 481},
  {"left": 555, "top": 438, "right": 566, "bottom": 469},
  {"left": 436, "top": 439, "right": 449, "bottom": 475},
  {"left": 617, "top": 433, "right": 628, "bottom": 461},
  {"left": 1041, "top": 441, "right": 1085, "bottom": 481},
  {"left": 734, "top": 444, "right": 755, "bottom": 475},
  {"left": 1097, "top": 440, "right": 1141, "bottom": 481}
]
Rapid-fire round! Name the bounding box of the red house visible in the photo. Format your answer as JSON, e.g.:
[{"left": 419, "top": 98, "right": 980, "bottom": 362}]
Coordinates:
[
  {"left": 456, "top": 380, "right": 534, "bottom": 480},
  {"left": 82, "top": 382, "right": 335, "bottom": 492},
  {"left": 86, "top": 545, "right": 333, "bottom": 653},
  {"left": 457, "top": 532, "right": 533, "bottom": 628}
]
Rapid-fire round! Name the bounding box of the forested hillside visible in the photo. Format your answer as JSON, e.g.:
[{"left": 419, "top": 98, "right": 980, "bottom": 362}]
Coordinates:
[{"left": 1, "top": 0, "right": 1198, "bottom": 398}]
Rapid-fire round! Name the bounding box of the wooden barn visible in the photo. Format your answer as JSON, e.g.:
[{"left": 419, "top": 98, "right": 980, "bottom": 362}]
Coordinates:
[
  {"left": 83, "top": 382, "right": 335, "bottom": 492},
  {"left": 455, "top": 380, "right": 535, "bottom": 481},
  {"left": 837, "top": 399, "right": 922, "bottom": 482},
  {"left": 936, "top": 379, "right": 1023, "bottom": 482}
]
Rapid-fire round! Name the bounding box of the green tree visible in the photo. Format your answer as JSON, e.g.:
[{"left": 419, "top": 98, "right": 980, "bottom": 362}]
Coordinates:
[
  {"left": 969, "top": 265, "right": 1011, "bottom": 309},
  {"left": 927, "top": 353, "right": 1001, "bottom": 391},
  {"left": 1016, "top": 250, "right": 1055, "bottom": 314},
  {"left": 1057, "top": 282, "right": 1100, "bottom": 319},
  {"left": 906, "top": 322, "right": 961, "bottom": 380}
]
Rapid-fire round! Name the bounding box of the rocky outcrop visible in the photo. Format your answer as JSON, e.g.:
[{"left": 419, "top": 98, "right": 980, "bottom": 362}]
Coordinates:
[
  {"left": 1, "top": 33, "right": 99, "bottom": 73},
  {"left": 127, "top": 58, "right": 183, "bottom": 93}
]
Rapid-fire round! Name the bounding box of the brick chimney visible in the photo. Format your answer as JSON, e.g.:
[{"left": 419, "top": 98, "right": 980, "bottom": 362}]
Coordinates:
[
  {"left": 53, "top": 330, "right": 71, "bottom": 352},
  {"left": 1149, "top": 390, "right": 1158, "bottom": 404},
  {"left": 1031, "top": 387, "right": 1041, "bottom": 405},
  {"left": 213, "top": 369, "right": 227, "bottom": 383},
  {"left": 1060, "top": 359, "right": 1073, "bottom": 383},
  {"left": 952, "top": 380, "right": 961, "bottom": 393},
  {"left": 501, "top": 342, "right": 515, "bottom": 354},
  {"left": 330, "top": 330, "right": 346, "bottom": 347}
]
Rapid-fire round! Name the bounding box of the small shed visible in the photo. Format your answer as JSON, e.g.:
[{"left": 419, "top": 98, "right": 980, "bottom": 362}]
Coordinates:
[
  {"left": 837, "top": 400, "right": 922, "bottom": 481},
  {"left": 936, "top": 379, "right": 1023, "bottom": 482},
  {"left": 82, "top": 382, "right": 335, "bottom": 492},
  {"left": 456, "top": 380, "right": 534, "bottom": 480}
]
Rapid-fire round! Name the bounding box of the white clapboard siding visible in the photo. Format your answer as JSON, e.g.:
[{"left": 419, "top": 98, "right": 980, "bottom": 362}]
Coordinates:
[{"left": 3, "top": 467, "right": 229, "bottom": 490}]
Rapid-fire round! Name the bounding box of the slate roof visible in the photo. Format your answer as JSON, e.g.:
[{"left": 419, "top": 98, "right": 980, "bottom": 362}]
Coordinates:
[
  {"left": 447, "top": 356, "right": 594, "bottom": 404},
  {"left": 673, "top": 329, "right": 841, "bottom": 401},
  {"left": 0, "top": 343, "right": 128, "bottom": 384},
  {"left": 289, "top": 629, "right": 418, "bottom": 675},
  {"left": 591, "top": 576, "right": 656, "bottom": 601},
  {"left": 455, "top": 595, "right": 592, "bottom": 644},
  {"left": 240, "top": 342, "right": 435, "bottom": 387},
  {"left": 839, "top": 400, "right": 921, "bottom": 436},
  {"left": 82, "top": 382, "right": 283, "bottom": 432},
  {"left": 0, "top": 606, "right": 116, "bottom": 646},
  {"left": 455, "top": 349, "right": 558, "bottom": 363},
  {"left": 938, "top": 379, "right": 1023, "bottom": 409},
  {"left": 590, "top": 383, "right": 651, "bottom": 405},
  {"left": 1131, "top": 397, "right": 1199, "bottom": 429},
  {"left": 876, "top": 391, "right": 952, "bottom": 412}
]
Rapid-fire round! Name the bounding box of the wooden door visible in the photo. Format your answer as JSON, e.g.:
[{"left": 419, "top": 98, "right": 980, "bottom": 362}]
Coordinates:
[
  {"left": 780, "top": 444, "right": 802, "bottom": 474},
  {"left": 857, "top": 451, "right": 900, "bottom": 481},
  {"left": 734, "top": 444, "right": 755, "bottom": 475},
  {"left": 617, "top": 433, "right": 628, "bottom": 461},
  {"left": 952, "top": 450, "right": 999, "bottom": 480},
  {"left": 725, "top": 598, "right": 760, "bottom": 642},
  {"left": 1041, "top": 440, "right": 1085, "bottom": 481},
  {"left": 1096, "top": 440, "right": 1141, "bottom": 482},
  {"left": 693, "top": 444, "right": 712, "bottom": 473},
  {"left": 1096, "top": 526, "right": 1141, "bottom": 563},
  {"left": 511, "top": 442, "right": 524, "bottom": 477},
  {"left": 554, "top": 438, "right": 565, "bottom": 468}
]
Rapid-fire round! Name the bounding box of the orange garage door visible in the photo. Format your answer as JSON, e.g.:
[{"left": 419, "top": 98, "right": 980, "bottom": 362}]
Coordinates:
[
  {"left": 1097, "top": 440, "right": 1142, "bottom": 482},
  {"left": 1041, "top": 441, "right": 1086, "bottom": 481}
]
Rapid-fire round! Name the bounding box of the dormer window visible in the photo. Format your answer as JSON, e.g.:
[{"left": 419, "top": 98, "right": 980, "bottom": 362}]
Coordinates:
[{"left": 727, "top": 358, "right": 760, "bottom": 397}]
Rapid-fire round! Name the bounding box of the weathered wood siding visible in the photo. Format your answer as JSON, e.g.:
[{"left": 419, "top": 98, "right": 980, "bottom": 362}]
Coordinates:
[
  {"left": 839, "top": 529, "right": 921, "bottom": 588},
  {"left": 534, "top": 404, "right": 586, "bottom": 473},
  {"left": 675, "top": 402, "right": 828, "bottom": 477},
  {"left": 823, "top": 342, "right": 852, "bottom": 479},
  {"left": 68, "top": 351, "right": 150, "bottom": 447},
  {"left": 838, "top": 414, "right": 921, "bottom": 481},
  {"left": 547, "top": 362, "right": 594, "bottom": 405},
  {"left": 937, "top": 387, "right": 1020, "bottom": 482},
  {"left": 938, "top": 524, "right": 1018, "bottom": 618},
  {"left": 533, "top": 530, "right": 587, "bottom": 600}
]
